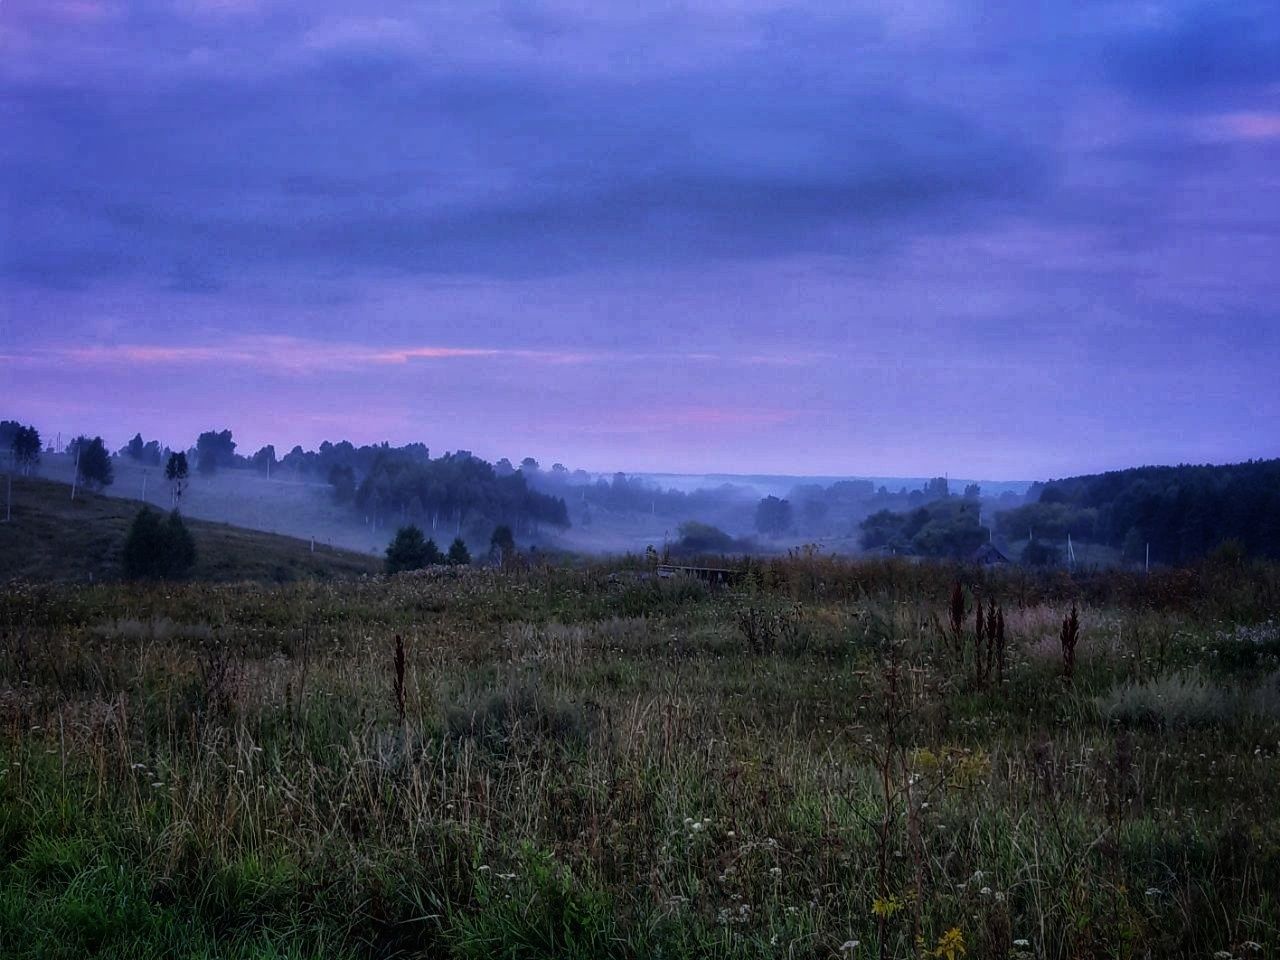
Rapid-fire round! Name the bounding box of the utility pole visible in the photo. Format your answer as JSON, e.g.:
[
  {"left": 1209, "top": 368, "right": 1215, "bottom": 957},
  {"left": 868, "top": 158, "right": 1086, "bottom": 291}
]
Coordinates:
[
  {"left": 71, "top": 445, "right": 81, "bottom": 501},
  {"left": 141, "top": 471, "right": 148, "bottom": 504},
  {"left": 1145, "top": 543, "right": 1150, "bottom": 574},
  {"left": 5, "top": 469, "right": 11, "bottom": 523}
]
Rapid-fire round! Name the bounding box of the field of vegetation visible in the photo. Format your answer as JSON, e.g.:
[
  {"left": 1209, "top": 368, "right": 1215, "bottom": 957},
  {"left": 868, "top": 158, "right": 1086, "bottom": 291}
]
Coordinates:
[{"left": 2, "top": 554, "right": 1279, "bottom": 958}]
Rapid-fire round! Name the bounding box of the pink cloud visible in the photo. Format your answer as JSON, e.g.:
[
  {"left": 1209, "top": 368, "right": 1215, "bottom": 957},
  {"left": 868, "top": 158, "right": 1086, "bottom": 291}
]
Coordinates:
[
  {"left": 665, "top": 406, "right": 794, "bottom": 426},
  {"left": 371, "top": 346, "right": 596, "bottom": 365},
  {"left": 1200, "top": 112, "right": 1280, "bottom": 142},
  {"left": 40, "top": 0, "right": 112, "bottom": 22},
  {"left": 175, "top": 0, "right": 262, "bottom": 15},
  {"left": 26, "top": 336, "right": 818, "bottom": 375},
  {"left": 38, "top": 336, "right": 592, "bottom": 373}
]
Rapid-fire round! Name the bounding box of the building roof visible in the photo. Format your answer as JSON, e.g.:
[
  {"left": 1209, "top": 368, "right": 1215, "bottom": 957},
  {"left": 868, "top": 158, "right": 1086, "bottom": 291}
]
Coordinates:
[{"left": 970, "top": 542, "right": 1011, "bottom": 565}]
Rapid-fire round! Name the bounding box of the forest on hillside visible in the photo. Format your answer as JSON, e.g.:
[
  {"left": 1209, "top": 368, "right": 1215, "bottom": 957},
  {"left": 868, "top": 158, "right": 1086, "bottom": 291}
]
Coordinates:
[
  {"left": 856, "top": 459, "right": 1280, "bottom": 564},
  {"left": 997, "top": 459, "right": 1280, "bottom": 563}
]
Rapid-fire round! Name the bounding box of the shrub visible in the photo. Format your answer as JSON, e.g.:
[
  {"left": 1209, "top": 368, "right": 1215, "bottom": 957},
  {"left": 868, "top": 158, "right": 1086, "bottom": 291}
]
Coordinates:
[
  {"left": 448, "top": 849, "right": 629, "bottom": 960},
  {"left": 121, "top": 507, "right": 196, "bottom": 580},
  {"left": 736, "top": 599, "right": 804, "bottom": 655},
  {"left": 674, "top": 521, "right": 735, "bottom": 553},
  {"left": 1098, "top": 671, "right": 1227, "bottom": 728},
  {"left": 1097, "top": 670, "right": 1280, "bottom": 728},
  {"left": 445, "top": 685, "right": 593, "bottom": 754},
  {"left": 615, "top": 575, "right": 708, "bottom": 617}
]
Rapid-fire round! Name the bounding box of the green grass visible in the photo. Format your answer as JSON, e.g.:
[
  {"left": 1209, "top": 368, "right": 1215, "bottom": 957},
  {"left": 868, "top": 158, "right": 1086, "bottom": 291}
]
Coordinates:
[
  {"left": 1, "top": 556, "right": 1279, "bottom": 957},
  {"left": 0, "top": 476, "right": 380, "bottom": 584}
]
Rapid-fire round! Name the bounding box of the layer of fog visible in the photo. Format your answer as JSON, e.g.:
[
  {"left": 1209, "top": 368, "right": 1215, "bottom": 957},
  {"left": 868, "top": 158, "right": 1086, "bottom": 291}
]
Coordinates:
[{"left": 25, "top": 446, "right": 1033, "bottom": 560}]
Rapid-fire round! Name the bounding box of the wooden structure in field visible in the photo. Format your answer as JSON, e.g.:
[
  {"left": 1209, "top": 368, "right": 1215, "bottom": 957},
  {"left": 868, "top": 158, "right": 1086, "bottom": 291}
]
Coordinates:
[{"left": 656, "top": 563, "right": 745, "bottom": 585}]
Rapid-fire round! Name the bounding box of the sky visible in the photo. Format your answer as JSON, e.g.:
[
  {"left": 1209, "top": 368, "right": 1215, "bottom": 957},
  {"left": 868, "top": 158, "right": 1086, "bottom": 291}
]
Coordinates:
[{"left": 2, "top": 0, "right": 1278, "bottom": 479}]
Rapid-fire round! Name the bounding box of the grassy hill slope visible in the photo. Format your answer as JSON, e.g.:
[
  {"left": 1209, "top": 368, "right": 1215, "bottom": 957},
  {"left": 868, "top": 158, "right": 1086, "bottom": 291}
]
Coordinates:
[
  {"left": 0, "top": 476, "right": 381, "bottom": 583},
  {"left": 36, "top": 452, "right": 391, "bottom": 555}
]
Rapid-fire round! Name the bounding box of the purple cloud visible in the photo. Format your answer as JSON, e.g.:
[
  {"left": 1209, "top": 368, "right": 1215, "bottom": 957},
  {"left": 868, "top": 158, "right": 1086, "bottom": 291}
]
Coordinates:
[{"left": 2, "top": 1, "right": 1278, "bottom": 476}]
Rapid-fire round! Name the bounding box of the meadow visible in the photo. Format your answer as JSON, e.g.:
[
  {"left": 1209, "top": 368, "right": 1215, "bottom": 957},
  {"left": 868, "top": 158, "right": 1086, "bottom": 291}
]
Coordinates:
[{"left": 2, "top": 554, "right": 1279, "bottom": 959}]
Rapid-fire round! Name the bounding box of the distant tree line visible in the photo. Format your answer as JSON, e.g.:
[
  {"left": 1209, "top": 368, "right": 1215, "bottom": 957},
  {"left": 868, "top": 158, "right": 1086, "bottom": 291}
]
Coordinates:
[
  {"left": 173, "top": 431, "right": 572, "bottom": 540},
  {"left": 784, "top": 476, "right": 1007, "bottom": 540},
  {"left": 520, "top": 463, "right": 756, "bottom": 522},
  {"left": 182, "top": 431, "right": 572, "bottom": 543},
  {"left": 3, "top": 418, "right": 573, "bottom": 549},
  {"left": 353, "top": 450, "right": 569, "bottom": 540},
  {"left": 523, "top": 460, "right": 1018, "bottom": 547},
  {"left": 12, "top": 412, "right": 1027, "bottom": 552},
  {"left": 282, "top": 439, "right": 431, "bottom": 480},
  {"left": 998, "top": 460, "right": 1280, "bottom": 563}
]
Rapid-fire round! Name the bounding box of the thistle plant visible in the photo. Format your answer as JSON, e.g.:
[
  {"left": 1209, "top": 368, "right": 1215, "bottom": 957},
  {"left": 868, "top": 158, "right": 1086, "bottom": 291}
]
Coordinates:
[
  {"left": 392, "top": 633, "right": 407, "bottom": 726},
  {"left": 994, "top": 606, "right": 1007, "bottom": 684},
  {"left": 1060, "top": 604, "right": 1081, "bottom": 683},
  {"left": 949, "top": 581, "right": 966, "bottom": 656}
]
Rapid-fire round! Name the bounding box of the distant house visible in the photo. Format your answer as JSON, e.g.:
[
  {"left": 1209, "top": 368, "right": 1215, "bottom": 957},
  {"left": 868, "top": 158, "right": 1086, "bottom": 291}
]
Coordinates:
[{"left": 970, "top": 543, "right": 1011, "bottom": 566}]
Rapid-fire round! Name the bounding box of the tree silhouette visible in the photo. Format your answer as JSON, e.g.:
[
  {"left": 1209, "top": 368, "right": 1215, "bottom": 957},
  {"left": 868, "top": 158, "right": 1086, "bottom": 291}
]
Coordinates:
[
  {"left": 165, "top": 451, "right": 189, "bottom": 506},
  {"left": 122, "top": 433, "right": 164, "bottom": 466},
  {"left": 447, "top": 536, "right": 471, "bottom": 565},
  {"left": 72, "top": 436, "right": 113, "bottom": 490},
  {"left": 250, "top": 445, "right": 277, "bottom": 475},
  {"left": 328, "top": 464, "right": 356, "bottom": 503},
  {"left": 490, "top": 524, "right": 515, "bottom": 562},
  {"left": 195, "top": 429, "right": 236, "bottom": 475},
  {"left": 754, "top": 496, "right": 793, "bottom": 537},
  {"left": 11, "top": 425, "right": 41, "bottom": 475}
]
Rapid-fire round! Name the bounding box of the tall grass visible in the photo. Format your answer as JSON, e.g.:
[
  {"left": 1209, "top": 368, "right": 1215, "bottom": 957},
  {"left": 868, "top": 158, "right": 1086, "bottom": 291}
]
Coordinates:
[{"left": 2, "top": 560, "right": 1278, "bottom": 957}]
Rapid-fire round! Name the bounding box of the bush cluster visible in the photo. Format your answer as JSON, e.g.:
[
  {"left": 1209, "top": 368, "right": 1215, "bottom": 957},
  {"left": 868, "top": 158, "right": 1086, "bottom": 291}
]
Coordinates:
[{"left": 122, "top": 507, "right": 196, "bottom": 579}]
